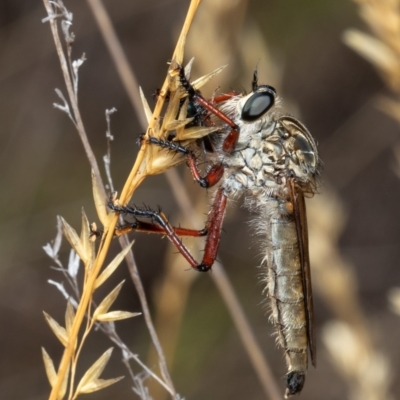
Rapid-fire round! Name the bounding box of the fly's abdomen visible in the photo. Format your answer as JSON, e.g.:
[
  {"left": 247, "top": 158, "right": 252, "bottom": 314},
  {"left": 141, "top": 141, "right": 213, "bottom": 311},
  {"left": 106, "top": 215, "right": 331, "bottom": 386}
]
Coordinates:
[{"left": 265, "top": 214, "right": 308, "bottom": 396}]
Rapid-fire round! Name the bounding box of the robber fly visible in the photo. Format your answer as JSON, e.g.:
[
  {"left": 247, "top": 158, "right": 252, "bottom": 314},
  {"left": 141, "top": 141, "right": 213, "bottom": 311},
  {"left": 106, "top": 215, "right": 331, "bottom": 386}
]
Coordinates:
[{"left": 110, "top": 65, "right": 319, "bottom": 397}]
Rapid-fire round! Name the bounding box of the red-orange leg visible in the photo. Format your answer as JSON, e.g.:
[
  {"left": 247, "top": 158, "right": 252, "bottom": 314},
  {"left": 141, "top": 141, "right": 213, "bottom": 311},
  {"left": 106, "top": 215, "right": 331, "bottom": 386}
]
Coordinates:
[
  {"left": 199, "top": 187, "right": 227, "bottom": 270},
  {"left": 109, "top": 189, "right": 227, "bottom": 272},
  {"left": 178, "top": 65, "right": 240, "bottom": 154},
  {"left": 114, "top": 220, "right": 207, "bottom": 238},
  {"left": 186, "top": 154, "right": 224, "bottom": 188},
  {"left": 142, "top": 135, "right": 225, "bottom": 189}
]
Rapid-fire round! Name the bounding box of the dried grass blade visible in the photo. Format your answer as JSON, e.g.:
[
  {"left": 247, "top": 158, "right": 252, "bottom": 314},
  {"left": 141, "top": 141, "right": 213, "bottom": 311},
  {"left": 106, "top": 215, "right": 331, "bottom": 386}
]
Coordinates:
[
  {"left": 42, "top": 347, "right": 57, "bottom": 387},
  {"left": 178, "top": 126, "right": 217, "bottom": 141},
  {"left": 93, "top": 281, "right": 125, "bottom": 320},
  {"left": 184, "top": 57, "right": 195, "bottom": 79},
  {"left": 43, "top": 312, "right": 68, "bottom": 347},
  {"left": 91, "top": 170, "right": 110, "bottom": 227},
  {"left": 96, "top": 310, "right": 141, "bottom": 322},
  {"left": 65, "top": 300, "right": 75, "bottom": 336},
  {"left": 80, "top": 209, "right": 95, "bottom": 269},
  {"left": 161, "top": 89, "right": 183, "bottom": 133},
  {"left": 75, "top": 348, "right": 116, "bottom": 395},
  {"left": 164, "top": 117, "right": 195, "bottom": 131},
  {"left": 77, "top": 376, "right": 124, "bottom": 394},
  {"left": 139, "top": 86, "right": 153, "bottom": 124},
  {"left": 191, "top": 64, "right": 228, "bottom": 90},
  {"left": 94, "top": 241, "right": 134, "bottom": 289},
  {"left": 42, "top": 347, "right": 70, "bottom": 399},
  {"left": 60, "top": 217, "right": 87, "bottom": 265}
]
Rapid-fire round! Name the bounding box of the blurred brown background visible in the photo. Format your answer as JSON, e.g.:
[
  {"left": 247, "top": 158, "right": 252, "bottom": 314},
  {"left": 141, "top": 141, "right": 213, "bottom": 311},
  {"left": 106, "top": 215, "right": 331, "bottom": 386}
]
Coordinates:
[{"left": 1, "top": 1, "right": 400, "bottom": 399}]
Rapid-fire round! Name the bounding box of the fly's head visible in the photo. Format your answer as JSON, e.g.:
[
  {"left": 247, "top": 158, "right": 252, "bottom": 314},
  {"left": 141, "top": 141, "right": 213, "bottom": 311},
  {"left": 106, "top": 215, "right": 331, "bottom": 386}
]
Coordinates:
[
  {"left": 243, "top": 68, "right": 277, "bottom": 122},
  {"left": 221, "top": 83, "right": 280, "bottom": 149},
  {"left": 239, "top": 84, "right": 277, "bottom": 123}
]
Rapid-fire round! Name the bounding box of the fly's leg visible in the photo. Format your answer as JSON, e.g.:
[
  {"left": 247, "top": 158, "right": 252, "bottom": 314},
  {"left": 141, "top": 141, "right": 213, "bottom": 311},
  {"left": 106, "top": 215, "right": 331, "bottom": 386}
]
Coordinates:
[
  {"left": 109, "top": 203, "right": 206, "bottom": 270},
  {"left": 198, "top": 187, "right": 227, "bottom": 270},
  {"left": 177, "top": 65, "right": 239, "bottom": 154},
  {"left": 109, "top": 202, "right": 207, "bottom": 237},
  {"left": 115, "top": 218, "right": 208, "bottom": 238},
  {"left": 141, "top": 135, "right": 224, "bottom": 188},
  {"left": 90, "top": 212, "right": 207, "bottom": 240},
  {"left": 109, "top": 187, "right": 227, "bottom": 272}
]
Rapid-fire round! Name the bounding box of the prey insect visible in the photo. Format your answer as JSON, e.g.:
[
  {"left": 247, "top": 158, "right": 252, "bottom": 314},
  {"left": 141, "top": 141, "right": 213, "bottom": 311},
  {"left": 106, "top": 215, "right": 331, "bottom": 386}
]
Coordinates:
[{"left": 110, "top": 65, "right": 320, "bottom": 397}]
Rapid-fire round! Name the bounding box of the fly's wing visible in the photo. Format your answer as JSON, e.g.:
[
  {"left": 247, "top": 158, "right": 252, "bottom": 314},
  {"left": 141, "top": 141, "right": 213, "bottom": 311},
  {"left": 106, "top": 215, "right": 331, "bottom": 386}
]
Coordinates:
[{"left": 289, "top": 179, "right": 317, "bottom": 367}]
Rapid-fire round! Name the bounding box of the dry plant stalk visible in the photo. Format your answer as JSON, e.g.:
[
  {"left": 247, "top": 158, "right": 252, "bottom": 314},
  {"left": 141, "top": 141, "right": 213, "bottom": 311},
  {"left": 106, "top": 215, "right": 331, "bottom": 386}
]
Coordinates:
[
  {"left": 86, "top": 1, "right": 282, "bottom": 399},
  {"left": 40, "top": 0, "right": 226, "bottom": 399}
]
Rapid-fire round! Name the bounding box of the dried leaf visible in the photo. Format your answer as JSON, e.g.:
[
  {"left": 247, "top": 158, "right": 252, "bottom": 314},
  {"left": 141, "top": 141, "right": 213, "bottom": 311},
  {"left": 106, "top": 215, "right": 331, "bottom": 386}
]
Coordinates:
[
  {"left": 42, "top": 348, "right": 70, "bottom": 399},
  {"left": 42, "top": 347, "right": 57, "bottom": 387},
  {"left": 95, "top": 241, "right": 134, "bottom": 289},
  {"left": 78, "top": 376, "right": 124, "bottom": 394},
  {"left": 96, "top": 310, "right": 141, "bottom": 322},
  {"left": 184, "top": 57, "right": 195, "bottom": 79},
  {"left": 43, "top": 312, "right": 68, "bottom": 347},
  {"left": 61, "top": 217, "right": 87, "bottom": 264},
  {"left": 191, "top": 64, "right": 228, "bottom": 91},
  {"left": 93, "top": 281, "right": 125, "bottom": 320},
  {"left": 139, "top": 86, "right": 153, "bottom": 124},
  {"left": 177, "top": 125, "right": 217, "bottom": 141},
  {"left": 80, "top": 209, "right": 95, "bottom": 269},
  {"left": 162, "top": 89, "right": 183, "bottom": 132},
  {"left": 146, "top": 146, "right": 186, "bottom": 175},
  {"left": 65, "top": 300, "right": 75, "bottom": 336},
  {"left": 92, "top": 170, "right": 110, "bottom": 227},
  {"left": 75, "top": 348, "right": 115, "bottom": 395},
  {"left": 164, "top": 117, "right": 195, "bottom": 131}
]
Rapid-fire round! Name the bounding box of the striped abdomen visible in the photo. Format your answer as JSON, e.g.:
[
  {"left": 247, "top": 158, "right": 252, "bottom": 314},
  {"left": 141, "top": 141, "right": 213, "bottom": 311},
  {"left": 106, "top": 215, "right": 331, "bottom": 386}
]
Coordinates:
[{"left": 265, "top": 212, "right": 308, "bottom": 397}]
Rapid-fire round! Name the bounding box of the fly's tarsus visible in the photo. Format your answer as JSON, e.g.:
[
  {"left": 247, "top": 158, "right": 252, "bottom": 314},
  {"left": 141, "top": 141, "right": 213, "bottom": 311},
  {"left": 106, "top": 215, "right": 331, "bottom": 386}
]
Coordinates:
[{"left": 139, "top": 135, "right": 191, "bottom": 155}]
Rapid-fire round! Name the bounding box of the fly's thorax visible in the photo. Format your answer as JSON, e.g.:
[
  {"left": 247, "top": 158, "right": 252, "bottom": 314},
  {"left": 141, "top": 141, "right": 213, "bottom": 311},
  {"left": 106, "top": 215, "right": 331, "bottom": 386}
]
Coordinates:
[
  {"left": 220, "top": 115, "right": 319, "bottom": 199},
  {"left": 276, "top": 116, "right": 319, "bottom": 188}
]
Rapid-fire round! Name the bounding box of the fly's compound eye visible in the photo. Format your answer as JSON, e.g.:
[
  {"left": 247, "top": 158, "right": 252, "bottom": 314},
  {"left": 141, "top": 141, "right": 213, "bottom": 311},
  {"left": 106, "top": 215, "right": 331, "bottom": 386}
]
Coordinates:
[{"left": 241, "top": 87, "right": 276, "bottom": 122}]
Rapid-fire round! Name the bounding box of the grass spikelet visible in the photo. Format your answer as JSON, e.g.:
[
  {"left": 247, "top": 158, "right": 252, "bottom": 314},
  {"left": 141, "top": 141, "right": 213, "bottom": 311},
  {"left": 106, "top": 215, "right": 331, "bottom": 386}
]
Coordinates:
[
  {"left": 60, "top": 217, "right": 88, "bottom": 267},
  {"left": 75, "top": 348, "right": 123, "bottom": 395},
  {"left": 42, "top": 347, "right": 58, "bottom": 388},
  {"left": 42, "top": 347, "right": 70, "bottom": 399},
  {"left": 43, "top": 311, "right": 69, "bottom": 347},
  {"left": 94, "top": 240, "right": 134, "bottom": 289},
  {"left": 92, "top": 281, "right": 125, "bottom": 321},
  {"left": 91, "top": 170, "right": 110, "bottom": 228}
]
